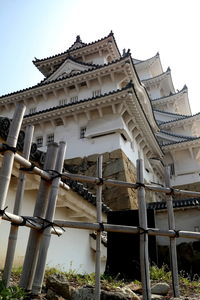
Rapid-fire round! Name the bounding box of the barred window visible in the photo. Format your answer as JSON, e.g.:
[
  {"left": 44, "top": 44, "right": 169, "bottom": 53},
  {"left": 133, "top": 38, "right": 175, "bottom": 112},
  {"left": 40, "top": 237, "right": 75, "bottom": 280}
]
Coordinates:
[
  {"left": 59, "top": 99, "right": 67, "bottom": 106},
  {"left": 46, "top": 133, "right": 54, "bottom": 145},
  {"left": 70, "top": 96, "right": 78, "bottom": 103},
  {"left": 80, "top": 127, "right": 86, "bottom": 139},
  {"left": 169, "top": 163, "right": 175, "bottom": 176},
  {"left": 92, "top": 89, "right": 101, "bottom": 97},
  {"left": 29, "top": 107, "right": 37, "bottom": 114},
  {"left": 36, "top": 136, "right": 43, "bottom": 147}
]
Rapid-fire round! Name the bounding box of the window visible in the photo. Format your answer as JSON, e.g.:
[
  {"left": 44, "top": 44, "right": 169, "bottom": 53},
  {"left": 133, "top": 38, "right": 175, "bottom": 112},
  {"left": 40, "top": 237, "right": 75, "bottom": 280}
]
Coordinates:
[
  {"left": 169, "top": 163, "right": 175, "bottom": 176},
  {"left": 92, "top": 89, "right": 101, "bottom": 97},
  {"left": 59, "top": 99, "right": 67, "bottom": 106},
  {"left": 80, "top": 127, "right": 86, "bottom": 139},
  {"left": 46, "top": 133, "right": 54, "bottom": 145},
  {"left": 70, "top": 96, "right": 78, "bottom": 103},
  {"left": 36, "top": 136, "right": 43, "bottom": 147},
  {"left": 29, "top": 107, "right": 37, "bottom": 114}
]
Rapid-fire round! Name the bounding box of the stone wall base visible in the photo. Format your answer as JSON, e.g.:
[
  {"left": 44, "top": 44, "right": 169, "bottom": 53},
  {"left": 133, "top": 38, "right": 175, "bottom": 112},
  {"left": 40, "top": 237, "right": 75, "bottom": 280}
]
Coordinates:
[{"left": 64, "top": 149, "right": 138, "bottom": 210}]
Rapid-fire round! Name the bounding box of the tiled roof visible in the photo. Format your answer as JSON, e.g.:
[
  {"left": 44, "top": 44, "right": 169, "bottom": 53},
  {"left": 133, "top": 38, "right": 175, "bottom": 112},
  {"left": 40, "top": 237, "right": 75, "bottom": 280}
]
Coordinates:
[
  {"left": 147, "top": 198, "right": 200, "bottom": 210},
  {"left": 154, "top": 109, "right": 189, "bottom": 117},
  {"left": 33, "top": 31, "right": 120, "bottom": 64},
  {"left": 159, "top": 130, "right": 196, "bottom": 141},
  {"left": 24, "top": 85, "right": 131, "bottom": 118},
  {"left": 0, "top": 54, "right": 130, "bottom": 99},
  {"left": 151, "top": 85, "right": 187, "bottom": 102},
  {"left": 63, "top": 179, "right": 111, "bottom": 213},
  {"left": 133, "top": 52, "right": 160, "bottom": 65},
  {"left": 43, "top": 55, "right": 98, "bottom": 82},
  {"left": 0, "top": 117, "right": 111, "bottom": 213},
  {"left": 142, "top": 68, "right": 170, "bottom": 83},
  {"left": 161, "top": 136, "right": 200, "bottom": 147},
  {"left": 67, "top": 35, "right": 87, "bottom": 51}
]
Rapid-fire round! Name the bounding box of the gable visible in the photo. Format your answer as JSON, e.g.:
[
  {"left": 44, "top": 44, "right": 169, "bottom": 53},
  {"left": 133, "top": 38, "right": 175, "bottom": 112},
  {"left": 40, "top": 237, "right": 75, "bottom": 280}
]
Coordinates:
[{"left": 45, "top": 58, "right": 92, "bottom": 83}]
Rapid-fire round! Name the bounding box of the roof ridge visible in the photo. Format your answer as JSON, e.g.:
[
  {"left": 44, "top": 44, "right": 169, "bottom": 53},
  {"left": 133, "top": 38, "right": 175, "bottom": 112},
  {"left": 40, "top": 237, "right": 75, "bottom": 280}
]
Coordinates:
[
  {"left": 154, "top": 109, "right": 189, "bottom": 118},
  {"left": 160, "top": 130, "right": 197, "bottom": 140},
  {"left": 33, "top": 31, "right": 119, "bottom": 64},
  {"left": 133, "top": 52, "right": 159, "bottom": 65},
  {"left": 24, "top": 84, "right": 132, "bottom": 118},
  {"left": 142, "top": 68, "right": 170, "bottom": 82},
  {"left": 147, "top": 198, "right": 200, "bottom": 210},
  {"left": 0, "top": 55, "right": 129, "bottom": 99},
  {"left": 151, "top": 86, "right": 187, "bottom": 101},
  {"left": 43, "top": 55, "right": 98, "bottom": 82},
  {"left": 161, "top": 136, "right": 200, "bottom": 146}
]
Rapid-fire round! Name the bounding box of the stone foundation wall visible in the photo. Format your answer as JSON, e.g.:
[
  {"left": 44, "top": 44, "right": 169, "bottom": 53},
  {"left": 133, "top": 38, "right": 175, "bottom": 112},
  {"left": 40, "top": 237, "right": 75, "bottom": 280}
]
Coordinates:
[{"left": 64, "top": 149, "right": 138, "bottom": 210}]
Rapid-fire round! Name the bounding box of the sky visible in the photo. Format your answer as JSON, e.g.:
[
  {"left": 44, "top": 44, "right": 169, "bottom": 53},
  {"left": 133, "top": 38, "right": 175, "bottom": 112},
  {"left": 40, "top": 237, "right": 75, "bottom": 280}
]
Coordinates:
[{"left": 1, "top": 0, "right": 200, "bottom": 114}]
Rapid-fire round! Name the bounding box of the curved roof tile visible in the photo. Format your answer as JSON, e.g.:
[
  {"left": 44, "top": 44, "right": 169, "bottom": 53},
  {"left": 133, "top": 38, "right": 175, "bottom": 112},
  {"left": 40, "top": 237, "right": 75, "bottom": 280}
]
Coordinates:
[
  {"left": 33, "top": 31, "right": 120, "bottom": 64},
  {"left": 147, "top": 198, "right": 200, "bottom": 210}
]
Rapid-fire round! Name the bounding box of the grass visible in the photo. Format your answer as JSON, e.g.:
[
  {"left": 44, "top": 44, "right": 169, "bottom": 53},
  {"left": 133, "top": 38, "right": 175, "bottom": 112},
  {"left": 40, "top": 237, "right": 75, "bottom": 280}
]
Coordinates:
[{"left": 1, "top": 265, "right": 200, "bottom": 298}]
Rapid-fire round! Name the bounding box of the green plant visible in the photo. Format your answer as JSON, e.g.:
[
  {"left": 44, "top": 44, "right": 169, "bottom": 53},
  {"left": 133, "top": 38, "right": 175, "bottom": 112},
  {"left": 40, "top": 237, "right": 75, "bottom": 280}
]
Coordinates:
[
  {"left": 0, "top": 280, "right": 28, "bottom": 300},
  {"left": 150, "top": 265, "right": 171, "bottom": 281}
]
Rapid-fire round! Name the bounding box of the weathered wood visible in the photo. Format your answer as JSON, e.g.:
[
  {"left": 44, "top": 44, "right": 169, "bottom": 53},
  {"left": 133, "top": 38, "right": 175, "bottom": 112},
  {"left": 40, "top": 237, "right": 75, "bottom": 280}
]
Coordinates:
[
  {"left": 3, "top": 125, "right": 34, "bottom": 286},
  {"left": 1, "top": 211, "right": 63, "bottom": 234},
  {"left": 20, "top": 143, "right": 58, "bottom": 290},
  {"left": 32, "top": 142, "right": 66, "bottom": 295},
  {"left": 136, "top": 159, "right": 151, "bottom": 300},
  {"left": 51, "top": 219, "right": 200, "bottom": 239},
  {"left": 165, "top": 166, "right": 180, "bottom": 298},
  {"left": 0, "top": 104, "right": 26, "bottom": 217},
  {"left": 95, "top": 155, "right": 103, "bottom": 300},
  {"left": 61, "top": 172, "right": 200, "bottom": 197}
]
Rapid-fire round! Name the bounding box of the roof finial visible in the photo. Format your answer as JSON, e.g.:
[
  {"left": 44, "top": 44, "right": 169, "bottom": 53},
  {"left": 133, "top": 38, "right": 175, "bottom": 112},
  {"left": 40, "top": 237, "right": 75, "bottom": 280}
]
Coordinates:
[
  {"left": 109, "top": 30, "right": 113, "bottom": 36},
  {"left": 167, "top": 66, "right": 171, "bottom": 72},
  {"left": 76, "top": 35, "right": 82, "bottom": 43}
]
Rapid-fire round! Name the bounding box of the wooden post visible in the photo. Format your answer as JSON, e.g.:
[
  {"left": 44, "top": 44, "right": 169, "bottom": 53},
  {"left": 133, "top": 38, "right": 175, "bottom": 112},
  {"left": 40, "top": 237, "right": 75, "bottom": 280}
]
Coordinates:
[
  {"left": 32, "top": 141, "right": 66, "bottom": 295},
  {"left": 165, "top": 166, "right": 180, "bottom": 298},
  {"left": 3, "top": 125, "right": 34, "bottom": 286},
  {"left": 95, "top": 155, "right": 103, "bottom": 300},
  {"left": 0, "top": 104, "right": 26, "bottom": 219},
  {"left": 136, "top": 159, "right": 151, "bottom": 300},
  {"left": 20, "top": 143, "right": 58, "bottom": 290}
]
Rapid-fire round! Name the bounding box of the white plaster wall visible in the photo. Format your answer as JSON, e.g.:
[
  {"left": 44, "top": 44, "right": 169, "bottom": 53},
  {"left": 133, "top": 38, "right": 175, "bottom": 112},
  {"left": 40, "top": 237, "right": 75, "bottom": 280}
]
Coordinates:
[
  {"left": 135, "top": 68, "right": 151, "bottom": 81},
  {"left": 155, "top": 208, "right": 200, "bottom": 246},
  {"left": 171, "top": 126, "right": 193, "bottom": 137},
  {"left": 0, "top": 181, "right": 106, "bottom": 274},
  {"left": 148, "top": 87, "right": 161, "bottom": 100},
  {"left": 173, "top": 150, "right": 200, "bottom": 175},
  {"left": 84, "top": 53, "right": 106, "bottom": 65},
  {"left": 20, "top": 79, "right": 118, "bottom": 115}
]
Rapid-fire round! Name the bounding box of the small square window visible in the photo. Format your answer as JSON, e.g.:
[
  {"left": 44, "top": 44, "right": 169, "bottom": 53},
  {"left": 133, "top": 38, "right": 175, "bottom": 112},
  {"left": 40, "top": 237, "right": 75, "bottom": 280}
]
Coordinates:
[
  {"left": 46, "top": 133, "right": 54, "bottom": 145},
  {"left": 80, "top": 127, "right": 86, "bottom": 139},
  {"left": 36, "top": 136, "right": 43, "bottom": 147}
]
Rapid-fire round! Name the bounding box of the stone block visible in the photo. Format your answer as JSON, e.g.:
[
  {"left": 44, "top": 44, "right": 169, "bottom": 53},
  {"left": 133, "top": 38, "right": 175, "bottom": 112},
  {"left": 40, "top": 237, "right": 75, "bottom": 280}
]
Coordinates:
[
  {"left": 65, "top": 157, "right": 83, "bottom": 166},
  {"left": 46, "top": 274, "right": 70, "bottom": 299},
  {"left": 109, "top": 149, "right": 122, "bottom": 159},
  {"left": 104, "top": 159, "right": 124, "bottom": 177},
  {"left": 87, "top": 154, "right": 98, "bottom": 162},
  {"left": 151, "top": 283, "right": 170, "bottom": 295}
]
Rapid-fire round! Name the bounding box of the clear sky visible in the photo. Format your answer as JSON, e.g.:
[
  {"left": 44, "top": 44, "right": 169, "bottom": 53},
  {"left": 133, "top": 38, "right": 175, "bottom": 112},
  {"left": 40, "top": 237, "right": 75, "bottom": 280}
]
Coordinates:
[{"left": 1, "top": 0, "right": 200, "bottom": 113}]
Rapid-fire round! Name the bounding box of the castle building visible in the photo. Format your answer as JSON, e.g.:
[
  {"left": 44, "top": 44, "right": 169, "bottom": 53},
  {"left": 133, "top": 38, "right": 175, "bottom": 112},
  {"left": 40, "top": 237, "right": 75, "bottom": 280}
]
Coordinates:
[{"left": 1, "top": 32, "right": 200, "bottom": 271}]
